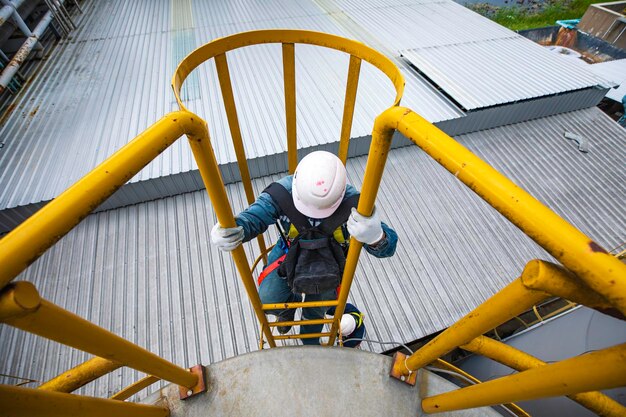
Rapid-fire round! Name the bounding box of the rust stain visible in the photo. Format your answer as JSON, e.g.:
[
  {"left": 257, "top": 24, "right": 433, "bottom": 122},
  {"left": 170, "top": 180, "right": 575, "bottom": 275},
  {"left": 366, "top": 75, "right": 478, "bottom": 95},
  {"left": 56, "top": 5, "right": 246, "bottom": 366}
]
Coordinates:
[
  {"left": 589, "top": 241, "right": 608, "bottom": 254},
  {"left": 0, "top": 103, "right": 18, "bottom": 126},
  {"left": 29, "top": 106, "right": 40, "bottom": 118},
  {"left": 403, "top": 108, "right": 412, "bottom": 116}
]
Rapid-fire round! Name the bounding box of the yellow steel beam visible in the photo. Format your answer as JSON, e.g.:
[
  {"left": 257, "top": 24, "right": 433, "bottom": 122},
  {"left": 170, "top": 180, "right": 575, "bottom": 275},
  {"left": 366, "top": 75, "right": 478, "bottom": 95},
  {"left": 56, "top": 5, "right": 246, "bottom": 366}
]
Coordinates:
[
  {"left": 521, "top": 260, "right": 615, "bottom": 311},
  {"left": 267, "top": 318, "right": 333, "bottom": 327},
  {"left": 0, "top": 111, "right": 207, "bottom": 290},
  {"left": 274, "top": 332, "right": 330, "bottom": 340},
  {"left": 327, "top": 105, "right": 399, "bottom": 346},
  {"left": 461, "top": 336, "right": 626, "bottom": 417},
  {"left": 215, "top": 52, "right": 269, "bottom": 264},
  {"left": 0, "top": 282, "right": 198, "bottom": 388},
  {"left": 375, "top": 107, "right": 626, "bottom": 315},
  {"left": 110, "top": 375, "right": 161, "bottom": 401},
  {"left": 432, "top": 359, "right": 530, "bottom": 417},
  {"left": 422, "top": 343, "right": 626, "bottom": 413},
  {"left": 393, "top": 278, "right": 548, "bottom": 376},
  {"left": 172, "top": 30, "right": 403, "bottom": 114},
  {"left": 185, "top": 110, "right": 276, "bottom": 348},
  {"left": 0, "top": 384, "right": 169, "bottom": 417},
  {"left": 282, "top": 42, "right": 298, "bottom": 174},
  {"left": 338, "top": 55, "right": 362, "bottom": 164},
  {"left": 38, "top": 357, "right": 121, "bottom": 393},
  {"left": 262, "top": 300, "right": 338, "bottom": 310}
]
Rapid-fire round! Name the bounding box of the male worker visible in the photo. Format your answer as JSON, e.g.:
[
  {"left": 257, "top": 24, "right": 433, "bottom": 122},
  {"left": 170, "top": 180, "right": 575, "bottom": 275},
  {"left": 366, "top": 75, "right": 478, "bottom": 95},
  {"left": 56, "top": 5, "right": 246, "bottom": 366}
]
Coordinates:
[{"left": 211, "top": 151, "right": 397, "bottom": 344}]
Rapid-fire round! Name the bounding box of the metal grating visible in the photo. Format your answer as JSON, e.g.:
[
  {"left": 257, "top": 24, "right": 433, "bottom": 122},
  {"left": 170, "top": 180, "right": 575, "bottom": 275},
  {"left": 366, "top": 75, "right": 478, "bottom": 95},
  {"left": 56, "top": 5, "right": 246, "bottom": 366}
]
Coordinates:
[{"left": 1, "top": 107, "right": 624, "bottom": 398}]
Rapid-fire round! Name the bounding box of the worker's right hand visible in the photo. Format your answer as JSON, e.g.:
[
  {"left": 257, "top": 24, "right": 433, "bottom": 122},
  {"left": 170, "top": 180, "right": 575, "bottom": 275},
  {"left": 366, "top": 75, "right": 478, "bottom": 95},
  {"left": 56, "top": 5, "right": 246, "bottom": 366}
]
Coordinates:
[{"left": 211, "top": 223, "right": 244, "bottom": 251}]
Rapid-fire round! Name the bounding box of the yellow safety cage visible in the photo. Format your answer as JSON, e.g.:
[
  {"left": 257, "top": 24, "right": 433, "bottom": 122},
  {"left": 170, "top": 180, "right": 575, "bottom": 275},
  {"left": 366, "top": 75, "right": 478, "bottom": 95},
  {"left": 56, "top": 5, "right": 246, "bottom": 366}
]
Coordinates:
[{"left": 0, "top": 30, "right": 624, "bottom": 417}]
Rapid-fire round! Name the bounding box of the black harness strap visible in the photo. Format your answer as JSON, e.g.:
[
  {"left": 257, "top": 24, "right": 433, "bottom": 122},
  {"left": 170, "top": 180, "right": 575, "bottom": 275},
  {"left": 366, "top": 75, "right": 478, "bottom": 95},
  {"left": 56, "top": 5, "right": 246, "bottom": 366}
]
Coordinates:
[
  {"left": 263, "top": 182, "right": 360, "bottom": 236},
  {"left": 318, "top": 194, "right": 359, "bottom": 235},
  {"left": 263, "top": 182, "right": 310, "bottom": 233}
]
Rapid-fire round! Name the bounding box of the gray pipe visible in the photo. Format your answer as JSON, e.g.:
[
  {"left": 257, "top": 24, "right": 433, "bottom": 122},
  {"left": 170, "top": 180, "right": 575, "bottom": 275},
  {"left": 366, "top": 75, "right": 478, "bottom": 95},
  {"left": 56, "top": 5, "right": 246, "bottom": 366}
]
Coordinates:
[
  {"left": 0, "top": 0, "right": 26, "bottom": 27},
  {"left": 0, "top": 9, "right": 53, "bottom": 93},
  {"left": 0, "top": 0, "right": 43, "bottom": 50}
]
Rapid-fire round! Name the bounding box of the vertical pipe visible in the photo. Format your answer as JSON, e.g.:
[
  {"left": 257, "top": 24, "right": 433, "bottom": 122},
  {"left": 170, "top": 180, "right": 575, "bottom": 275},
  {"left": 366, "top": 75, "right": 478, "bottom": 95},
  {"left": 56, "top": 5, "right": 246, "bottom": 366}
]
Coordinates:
[
  {"left": 215, "top": 53, "right": 269, "bottom": 263},
  {"left": 282, "top": 43, "right": 297, "bottom": 173},
  {"left": 327, "top": 107, "right": 397, "bottom": 346},
  {"left": 0, "top": 0, "right": 43, "bottom": 50},
  {"left": 0, "top": 10, "right": 53, "bottom": 94},
  {"left": 184, "top": 116, "right": 277, "bottom": 348},
  {"left": 337, "top": 55, "right": 361, "bottom": 164}
]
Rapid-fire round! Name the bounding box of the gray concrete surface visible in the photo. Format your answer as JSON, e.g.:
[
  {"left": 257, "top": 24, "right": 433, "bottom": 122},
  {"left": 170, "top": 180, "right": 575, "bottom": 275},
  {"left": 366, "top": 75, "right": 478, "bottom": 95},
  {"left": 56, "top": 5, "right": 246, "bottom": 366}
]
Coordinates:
[{"left": 142, "top": 346, "right": 501, "bottom": 416}]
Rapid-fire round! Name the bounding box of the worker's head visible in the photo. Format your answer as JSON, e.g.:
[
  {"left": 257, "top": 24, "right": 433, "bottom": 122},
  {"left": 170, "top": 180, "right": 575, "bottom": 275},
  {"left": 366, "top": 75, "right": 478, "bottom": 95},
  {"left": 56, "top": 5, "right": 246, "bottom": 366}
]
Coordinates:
[{"left": 292, "top": 151, "right": 347, "bottom": 219}]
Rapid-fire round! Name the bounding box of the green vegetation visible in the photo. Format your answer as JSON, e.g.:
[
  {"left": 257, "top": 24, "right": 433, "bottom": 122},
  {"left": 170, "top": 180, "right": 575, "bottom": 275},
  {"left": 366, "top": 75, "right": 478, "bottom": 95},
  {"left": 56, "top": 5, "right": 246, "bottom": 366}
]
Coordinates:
[{"left": 467, "top": 0, "right": 602, "bottom": 31}]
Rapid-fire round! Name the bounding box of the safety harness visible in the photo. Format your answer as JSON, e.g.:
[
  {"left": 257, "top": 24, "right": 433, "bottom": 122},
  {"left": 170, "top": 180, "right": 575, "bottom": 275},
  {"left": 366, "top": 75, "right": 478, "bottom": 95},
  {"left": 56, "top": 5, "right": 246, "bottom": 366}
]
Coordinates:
[{"left": 257, "top": 182, "right": 358, "bottom": 294}]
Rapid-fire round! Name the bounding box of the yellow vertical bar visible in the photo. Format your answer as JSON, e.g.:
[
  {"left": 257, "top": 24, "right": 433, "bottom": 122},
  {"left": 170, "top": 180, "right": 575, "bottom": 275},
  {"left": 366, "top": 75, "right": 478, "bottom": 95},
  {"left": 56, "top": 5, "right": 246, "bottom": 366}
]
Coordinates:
[
  {"left": 185, "top": 118, "right": 276, "bottom": 348},
  {"left": 215, "top": 52, "right": 268, "bottom": 263},
  {"left": 422, "top": 343, "right": 626, "bottom": 413},
  {"left": 0, "top": 384, "right": 169, "bottom": 417},
  {"left": 461, "top": 336, "right": 626, "bottom": 417},
  {"left": 338, "top": 55, "right": 362, "bottom": 164},
  {"left": 282, "top": 43, "right": 297, "bottom": 173},
  {"left": 327, "top": 108, "right": 397, "bottom": 346}
]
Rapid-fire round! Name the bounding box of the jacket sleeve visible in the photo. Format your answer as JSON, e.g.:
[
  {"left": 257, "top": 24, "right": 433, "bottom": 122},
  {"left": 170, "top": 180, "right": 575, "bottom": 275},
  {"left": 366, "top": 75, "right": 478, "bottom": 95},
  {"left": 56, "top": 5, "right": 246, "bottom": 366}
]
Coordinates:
[
  {"left": 235, "top": 192, "right": 281, "bottom": 242},
  {"left": 364, "top": 222, "right": 398, "bottom": 258}
]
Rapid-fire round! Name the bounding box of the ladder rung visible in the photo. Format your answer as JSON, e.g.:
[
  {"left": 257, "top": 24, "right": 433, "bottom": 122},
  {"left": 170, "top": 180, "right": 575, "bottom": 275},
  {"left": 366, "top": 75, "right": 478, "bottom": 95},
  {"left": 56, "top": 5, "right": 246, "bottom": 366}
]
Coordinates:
[
  {"left": 268, "top": 318, "right": 334, "bottom": 327},
  {"left": 274, "top": 332, "right": 331, "bottom": 340},
  {"left": 262, "top": 300, "right": 339, "bottom": 310}
]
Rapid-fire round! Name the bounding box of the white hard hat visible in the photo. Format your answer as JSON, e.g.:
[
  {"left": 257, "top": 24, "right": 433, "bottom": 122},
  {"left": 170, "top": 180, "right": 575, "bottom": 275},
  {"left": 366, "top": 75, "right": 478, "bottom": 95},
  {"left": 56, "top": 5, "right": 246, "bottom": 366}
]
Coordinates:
[
  {"left": 292, "top": 151, "right": 347, "bottom": 219},
  {"left": 340, "top": 314, "right": 357, "bottom": 336}
]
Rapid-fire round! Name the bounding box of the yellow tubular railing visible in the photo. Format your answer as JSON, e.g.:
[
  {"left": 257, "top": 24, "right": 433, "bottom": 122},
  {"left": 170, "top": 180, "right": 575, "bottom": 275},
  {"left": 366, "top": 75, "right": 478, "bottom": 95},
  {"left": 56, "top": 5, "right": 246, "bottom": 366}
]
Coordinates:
[
  {"left": 171, "top": 29, "right": 404, "bottom": 347},
  {"left": 214, "top": 52, "right": 269, "bottom": 265},
  {"left": 460, "top": 336, "right": 626, "bottom": 417},
  {"left": 2, "top": 28, "right": 622, "bottom": 415},
  {"left": 0, "top": 109, "right": 225, "bottom": 410},
  {"left": 38, "top": 357, "right": 121, "bottom": 393},
  {"left": 0, "top": 384, "right": 169, "bottom": 417},
  {"left": 354, "top": 106, "right": 626, "bottom": 412}
]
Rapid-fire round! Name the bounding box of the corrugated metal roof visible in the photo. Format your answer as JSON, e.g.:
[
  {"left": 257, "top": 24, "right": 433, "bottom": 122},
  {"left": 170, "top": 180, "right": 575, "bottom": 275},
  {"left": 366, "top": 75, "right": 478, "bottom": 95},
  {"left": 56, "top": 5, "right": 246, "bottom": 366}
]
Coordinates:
[
  {"left": 588, "top": 59, "right": 626, "bottom": 102},
  {"left": 1, "top": 107, "right": 624, "bottom": 398},
  {"left": 0, "top": 0, "right": 462, "bottom": 220},
  {"left": 332, "top": 0, "right": 517, "bottom": 50},
  {"left": 401, "top": 36, "right": 611, "bottom": 110}
]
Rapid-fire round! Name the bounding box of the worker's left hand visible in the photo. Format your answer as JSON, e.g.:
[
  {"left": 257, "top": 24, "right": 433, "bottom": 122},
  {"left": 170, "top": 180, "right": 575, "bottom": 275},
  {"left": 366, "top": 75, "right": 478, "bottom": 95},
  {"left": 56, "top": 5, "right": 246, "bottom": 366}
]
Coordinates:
[{"left": 347, "top": 207, "right": 384, "bottom": 245}]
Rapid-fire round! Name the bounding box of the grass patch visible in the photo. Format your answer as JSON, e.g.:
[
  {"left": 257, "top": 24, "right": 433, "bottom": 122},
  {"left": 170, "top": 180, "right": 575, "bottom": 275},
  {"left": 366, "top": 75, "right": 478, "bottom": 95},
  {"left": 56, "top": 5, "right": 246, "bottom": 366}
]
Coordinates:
[{"left": 468, "top": 0, "right": 603, "bottom": 31}]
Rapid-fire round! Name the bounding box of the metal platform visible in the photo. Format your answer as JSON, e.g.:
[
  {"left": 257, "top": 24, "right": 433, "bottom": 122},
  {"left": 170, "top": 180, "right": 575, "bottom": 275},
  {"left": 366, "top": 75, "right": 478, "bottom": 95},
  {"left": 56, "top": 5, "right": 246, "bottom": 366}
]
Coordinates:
[{"left": 142, "top": 346, "right": 501, "bottom": 417}]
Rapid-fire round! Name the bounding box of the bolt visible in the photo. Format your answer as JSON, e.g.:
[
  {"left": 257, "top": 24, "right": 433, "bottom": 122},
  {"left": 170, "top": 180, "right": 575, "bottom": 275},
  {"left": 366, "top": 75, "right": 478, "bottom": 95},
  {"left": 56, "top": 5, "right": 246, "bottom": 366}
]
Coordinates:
[
  {"left": 187, "top": 390, "right": 193, "bottom": 396},
  {"left": 400, "top": 376, "right": 405, "bottom": 381}
]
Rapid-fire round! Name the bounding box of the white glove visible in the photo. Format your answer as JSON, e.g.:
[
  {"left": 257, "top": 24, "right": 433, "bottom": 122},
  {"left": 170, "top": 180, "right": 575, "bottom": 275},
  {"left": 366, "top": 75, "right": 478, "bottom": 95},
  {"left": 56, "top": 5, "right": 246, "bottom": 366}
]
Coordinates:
[
  {"left": 211, "top": 223, "right": 244, "bottom": 251},
  {"left": 347, "top": 207, "right": 384, "bottom": 245}
]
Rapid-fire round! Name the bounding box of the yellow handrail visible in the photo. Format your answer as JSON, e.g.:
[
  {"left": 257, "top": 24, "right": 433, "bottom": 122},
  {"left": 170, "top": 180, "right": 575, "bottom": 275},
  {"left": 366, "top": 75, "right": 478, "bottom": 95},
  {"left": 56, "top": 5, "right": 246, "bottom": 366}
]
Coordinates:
[
  {"left": 356, "top": 105, "right": 626, "bottom": 412},
  {"left": 0, "top": 29, "right": 623, "bottom": 415},
  {"left": 461, "top": 336, "right": 626, "bottom": 416}
]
